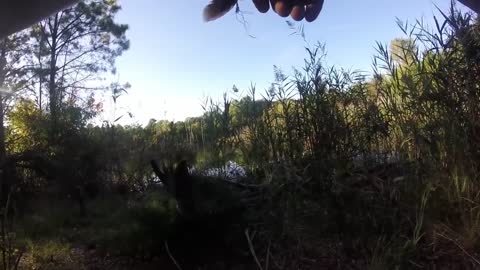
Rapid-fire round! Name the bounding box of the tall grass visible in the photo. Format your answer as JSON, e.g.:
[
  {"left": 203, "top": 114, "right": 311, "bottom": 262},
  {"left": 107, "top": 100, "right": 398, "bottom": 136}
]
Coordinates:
[{"left": 192, "top": 5, "right": 480, "bottom": 268}]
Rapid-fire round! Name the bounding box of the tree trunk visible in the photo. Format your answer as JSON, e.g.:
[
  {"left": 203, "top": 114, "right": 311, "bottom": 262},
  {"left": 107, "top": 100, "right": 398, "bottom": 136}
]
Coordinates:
[
  {"left": 48, "top": 17, "right": 58, "bottom": 120},
  {"left": 47, "top": 15, "right": 60, "bottom": 141},
  {"left": 0, "top": 40, "right": 9, "bottom": 205}
]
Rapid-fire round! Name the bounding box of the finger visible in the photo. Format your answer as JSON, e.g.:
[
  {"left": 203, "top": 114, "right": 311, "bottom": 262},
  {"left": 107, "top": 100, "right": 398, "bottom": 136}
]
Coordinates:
[
  {"left": 305, "top": 0, "right": 324, "bottom": 22},
  {"left": 270, "top": 0, "right": 277, "bottom": 10},
  {"left": 272, "top": 0, "right": 293, "bottom": 17},
  {"left": 290, "top": 5, "right": 305, "bottom": 21},
  {"left": 203, "top": 0, "right": 237, "bottom": 22},
  {"left": 294, "top": 0, "right": 309, "bottom": 5},
  {"left": 253, "top": 0, "right": 270, "bottom": 13}
]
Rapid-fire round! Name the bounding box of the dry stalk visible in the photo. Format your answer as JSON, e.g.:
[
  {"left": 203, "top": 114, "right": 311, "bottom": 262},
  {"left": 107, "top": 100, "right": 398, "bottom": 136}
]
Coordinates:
[
  {"left": 164, "top": 241, "right": 183, "bottom": 270},
  {"left": 245, "top": 229, "right": 264, "bottom": 270}
]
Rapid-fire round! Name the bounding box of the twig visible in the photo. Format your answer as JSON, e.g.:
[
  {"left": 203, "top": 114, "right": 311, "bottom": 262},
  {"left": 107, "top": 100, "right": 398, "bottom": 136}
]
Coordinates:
[
  {"left": 437, "top": 232, "right": 480, "bottom": 266},
  {"left": 245, "top": 229, "right": 264, "bottom": 270},
  {"left": 13, "top": 248, "right": 24, "bottom": 270},
  {"left": 265, "top": 238, "right": 271, "bottom": 270},
  {"left": 164, "top": 241, "right": 183, "bottom": 270},
  {"left": 234, "top": 3, "right": 256, "bottom": 39},
  {"left": 1, "top": 189, "right": 13, "bottom": 270},
  {"left": 408, "top": 259, "right": 424, "bottom": 268},
  {"left": 269, "top": 252, "right": 284, "bottom": 269}
]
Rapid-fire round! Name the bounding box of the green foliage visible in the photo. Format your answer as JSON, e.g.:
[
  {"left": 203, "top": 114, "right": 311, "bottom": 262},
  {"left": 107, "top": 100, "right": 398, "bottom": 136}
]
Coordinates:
[
  {"left": 6, "top": 99, "right": 49, "bottom": 153},
  {"left": 23, "top": 240, "right": 73, "bottom": 270}
]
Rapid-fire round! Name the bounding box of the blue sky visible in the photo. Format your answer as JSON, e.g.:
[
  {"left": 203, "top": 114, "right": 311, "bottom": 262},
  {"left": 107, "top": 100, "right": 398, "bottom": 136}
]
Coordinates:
[{"left": 101, "top": 0, "right": 464, "bottom": 125}]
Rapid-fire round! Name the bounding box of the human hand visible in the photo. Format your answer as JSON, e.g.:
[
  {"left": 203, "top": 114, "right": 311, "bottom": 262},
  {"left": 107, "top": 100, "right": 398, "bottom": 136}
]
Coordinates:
[
  {"left": 253, "top": 0, "right": 324, "bottom": 22},
  {"left": 204, "top": 0, "right": 324, "bottom": 22}
]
